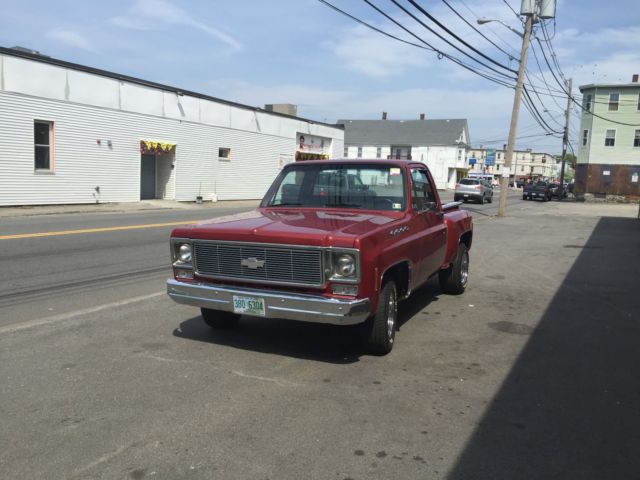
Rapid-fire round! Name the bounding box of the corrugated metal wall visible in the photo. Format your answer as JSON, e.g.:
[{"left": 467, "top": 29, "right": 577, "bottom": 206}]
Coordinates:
[
  {"left": 0, "top": 53, "right": 344, "bottom": 206},
  {"left": 0, "top": 92, "right": 317, "bottom": 205}
]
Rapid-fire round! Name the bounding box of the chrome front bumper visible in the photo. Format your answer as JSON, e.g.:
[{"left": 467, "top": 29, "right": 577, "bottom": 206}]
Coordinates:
[{"left": 166, "top": 279, "right": 371, "bottom": 326}]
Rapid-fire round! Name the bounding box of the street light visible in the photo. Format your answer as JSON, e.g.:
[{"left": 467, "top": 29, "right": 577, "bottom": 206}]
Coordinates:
[
  {"left": 477, "top": 18, "right": 524, "bottom": 38},
  {"left": 477, "top": 15, "right": 533, "bottom": 217}
]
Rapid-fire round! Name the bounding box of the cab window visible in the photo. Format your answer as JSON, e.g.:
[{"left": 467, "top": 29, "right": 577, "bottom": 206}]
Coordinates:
[{"left": 410, "top": 169, "right": 436, "bottom": 211}]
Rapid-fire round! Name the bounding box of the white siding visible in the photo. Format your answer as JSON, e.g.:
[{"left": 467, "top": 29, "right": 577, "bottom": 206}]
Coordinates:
[{"left": 0, "top": 53, "right": 344, "bottom": 206}]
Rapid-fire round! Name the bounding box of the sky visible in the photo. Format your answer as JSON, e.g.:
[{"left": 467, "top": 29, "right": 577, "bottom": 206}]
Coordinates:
[{"left": 1, "top": 0, "right": 638, "bottom": 154}]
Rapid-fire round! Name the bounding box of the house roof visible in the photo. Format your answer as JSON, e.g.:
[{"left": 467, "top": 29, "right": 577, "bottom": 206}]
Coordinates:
[
  {"left": 0, "top": 46, "right": 342, "bottom": 130},
  {"left": 579, "top": 83, "right": 640, "bottom": 91},
  {"left": 337, "top": 119, "right": 469, "bottom": 147}
]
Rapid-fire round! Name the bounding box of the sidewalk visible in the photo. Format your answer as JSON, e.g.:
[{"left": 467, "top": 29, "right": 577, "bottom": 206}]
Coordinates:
[{"left": 0, "top": 199, "right": 261, "bottom": 218}]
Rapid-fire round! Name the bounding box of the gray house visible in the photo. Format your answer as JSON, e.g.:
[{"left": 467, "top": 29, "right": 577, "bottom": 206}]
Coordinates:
[{"left": 338, "top": 115, "right": 470, "bottom": 189}]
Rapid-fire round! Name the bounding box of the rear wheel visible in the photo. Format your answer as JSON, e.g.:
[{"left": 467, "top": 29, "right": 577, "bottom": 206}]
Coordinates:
[
  {"left": 201, "top": 308, "right": 240, "bottom": 329},
  {"left": 363, "top": 281, "right": 397, "bottom": 355},
  {"left": 488, "top": 194, "right": 493, "bottom": 203},
  {"left": 523, "top": 195, "right": 527, "bottom": 200},
  {"left": 480, "top": 195, "right": 486, "bottom": 204},
  {"left": 439, "top": 243, "right": 469, "bottom": 295}
]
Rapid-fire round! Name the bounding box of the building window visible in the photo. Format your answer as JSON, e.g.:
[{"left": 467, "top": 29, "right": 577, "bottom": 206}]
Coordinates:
[
  {"left": 584, "top": 94, "right": 592, "bottom": 112},
  {"left": 497, "top": 153, "right": 502, "bottom": 159},
  {"left": 218, "top": 147, "right": 231, "bottom": 160},
  {"left": 357, "top": 147, "right": 362, "bottom": 158},
  {"left": 637, "top": 93, "right": 640, "bottom": 111},
  {"left": 343, "top": 147, "right": 348, "bottom": 158},
  {"left": 34, "top": 120, "right": 54, "bottom": 171},
  {"left": 376, "top": 147, "right": 382, "bottom": 159},
  {"left": 582, "top": 129, "right": 589, "bottom": 147},
  {"left": 520, "top": 165, "right": 524, "bottom": 172},
  {"left": 634, "top": 130, "right": 640, "bottom": 148},
  {"left": 608, "top": 92, "right": 619, "bottom": 111},
  {"left": 604, "top": 129, "right": 616, "bottom": 147}
]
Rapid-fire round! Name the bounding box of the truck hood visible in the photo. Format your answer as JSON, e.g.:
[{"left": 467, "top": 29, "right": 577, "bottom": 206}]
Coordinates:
[{"left": 172, "top": 208, "right": 401, "bottom": 248}]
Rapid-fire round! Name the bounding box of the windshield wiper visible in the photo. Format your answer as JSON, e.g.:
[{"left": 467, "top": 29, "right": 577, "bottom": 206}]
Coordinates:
[
  {"left": 270, "top": 202, "right": 302, "bottom": 206},
  {"left": 324, "top": 203, "right": 363, "bottom": 208}
]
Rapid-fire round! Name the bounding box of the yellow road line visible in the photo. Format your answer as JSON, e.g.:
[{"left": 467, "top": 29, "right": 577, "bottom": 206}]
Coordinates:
[{"left": 0, "top": 221, "right": 200, "bottom": 240}]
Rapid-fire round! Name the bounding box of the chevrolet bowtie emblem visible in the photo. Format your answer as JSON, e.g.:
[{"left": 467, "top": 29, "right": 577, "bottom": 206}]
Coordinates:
[{"left": 241, "top": 257, "right": 266, "bottom": 269}]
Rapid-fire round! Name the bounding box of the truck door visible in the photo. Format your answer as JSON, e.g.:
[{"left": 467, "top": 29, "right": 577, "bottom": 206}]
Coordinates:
[{"left": 410, "top": 168, "right": 448, "bottom": 282}]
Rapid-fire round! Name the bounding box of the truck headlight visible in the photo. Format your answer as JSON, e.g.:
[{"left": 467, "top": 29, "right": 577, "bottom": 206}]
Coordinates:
[
  {"left": 171, "top": 239, "right": 193, "bottom": 267},
  {"left": 336, "top": 254, "right": 356, "bottom": 277},
  {"left": 178, "top": 244, "right": 192, "bottom": 263},
  {"left": 328, "top": 250, "right": 359, "bottom": 283}
]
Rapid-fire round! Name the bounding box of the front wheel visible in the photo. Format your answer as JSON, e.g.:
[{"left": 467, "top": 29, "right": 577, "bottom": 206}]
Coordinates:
[
  {"left": 363, "top": 281, "right": 397, "bottom": 355},
  {"left": 439, "top": 243, "right": 469, "bottom": 295},
  {"left": 201, "top": 308, "right": 241, "bottom": 329},
  {"left": 488, "top": 194, "right": 493, "bottom": 204}
]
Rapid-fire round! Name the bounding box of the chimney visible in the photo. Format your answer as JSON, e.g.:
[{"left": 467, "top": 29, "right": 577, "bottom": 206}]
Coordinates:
[
  {"left": 419, "top": 113, "right": 425, "bottom": 120},
  {"left": 632, "top": 74, "right": 639, "bottom": 83},
  {"left": 382, "top": 112, "right": 387, "bottom": 120},
  {"left": 503, "top": 144, "right": 507, "bottom": 151}
]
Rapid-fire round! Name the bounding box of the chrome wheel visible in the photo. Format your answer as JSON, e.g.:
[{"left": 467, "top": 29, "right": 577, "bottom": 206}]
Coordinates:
[
  {"left": 460, "top": 250, "right": 469, "bottom": 288},
  {"left": 387, "top": 289, "right": 397, "bottom": 342}
]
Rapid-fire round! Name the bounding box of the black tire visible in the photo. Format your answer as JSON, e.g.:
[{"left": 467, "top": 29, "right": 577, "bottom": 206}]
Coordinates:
[
  {"left": 480, "top": 195, "right": 485, "bottom": 204},
  {"left": 488, "top": 194, "right": 493, "bottom": 203},
  {"left": 439, "top": 243, "right": 469, "bottom": 295},
  {"left": 201, "top": 308, "right": 240, "bottom": 329},
  {"left": 523, "top": 195, "right": 527, "bottom": 200},
  {"left": 363, "top": 281, "right": 397, "bottom": 355}
]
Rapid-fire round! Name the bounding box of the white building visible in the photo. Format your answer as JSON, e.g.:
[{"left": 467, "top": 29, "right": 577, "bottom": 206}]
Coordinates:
[
  {"left": 466, "top": 147, "right": 558, "bottom": 182},
  {"left": 338, "top": 116, "right": 470, "bottom": 189},
  {"left": 0, "top": 47, "right": 344, "bottom": 206}
]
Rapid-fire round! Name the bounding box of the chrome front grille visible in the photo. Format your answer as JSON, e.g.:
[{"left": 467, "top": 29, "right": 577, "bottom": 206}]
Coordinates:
[{"left": 193, "top": 241, "right": 324, "bottom": 286}]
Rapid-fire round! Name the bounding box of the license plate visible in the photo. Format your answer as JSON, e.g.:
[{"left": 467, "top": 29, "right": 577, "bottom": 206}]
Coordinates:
[
  {"left": 532, "top": 193, "right": 537, "bottom": 196},
  {"left": 463, "top": 194, "right": 469, "bottom": 197},
  {"left": 232, "top": 295, "right": 266, "bottom": 316}
]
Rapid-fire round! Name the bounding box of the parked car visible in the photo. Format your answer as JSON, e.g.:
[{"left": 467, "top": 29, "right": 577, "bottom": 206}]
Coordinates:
[
  {"left": 523, "top": 180, "right": 552, "bottom": 201},
  {"left": 549, "top": 182, "right": 568, "bottom": 199},
  {"left": 167, "top": 160, "right": 473, "bottom": 355},
  {"left": 454, "top": 178, "right": 494, "bottom": 204}
]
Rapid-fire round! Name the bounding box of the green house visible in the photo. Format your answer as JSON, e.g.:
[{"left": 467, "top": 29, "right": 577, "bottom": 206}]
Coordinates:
[{"left": 576, "top": 77, "right": 640, "bottom": 200}]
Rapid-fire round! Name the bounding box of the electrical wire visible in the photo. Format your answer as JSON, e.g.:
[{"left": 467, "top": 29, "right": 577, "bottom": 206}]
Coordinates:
[
  {"left": 380, "top": 0, "right": 516, "bottom": 80},
  {"left": 502, "top": 0, "right": 521, "bottom": 19},
  {"left": 318, "top": 0, "right": 516, "bottom": 88},
  {"left": 440, "top": 0, "right": 519, "bottom": 62},
  {"left": 403, "top": 0, "right": 517, "bottom": 73},
  {"left": 536, "top": 35, "right": 640, "bottom": 126}
]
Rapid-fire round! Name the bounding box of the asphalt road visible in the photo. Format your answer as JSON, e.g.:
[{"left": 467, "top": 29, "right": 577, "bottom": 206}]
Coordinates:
[{"left": 3, "top": 194, "right": 636, "bottom": 479}]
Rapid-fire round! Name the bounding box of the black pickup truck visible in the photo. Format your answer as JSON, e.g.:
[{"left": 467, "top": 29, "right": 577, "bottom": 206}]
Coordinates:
[{"left": 523, "top": 181, "right": 552, "bottom": 201}]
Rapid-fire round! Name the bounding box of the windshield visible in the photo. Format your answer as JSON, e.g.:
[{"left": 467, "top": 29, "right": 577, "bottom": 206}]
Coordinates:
[
  {"left": 460, "top": 179, "right": 479, "bottom": 185},
  {"left": 263, "top": 163, "right": 406, "bottom": 211}
]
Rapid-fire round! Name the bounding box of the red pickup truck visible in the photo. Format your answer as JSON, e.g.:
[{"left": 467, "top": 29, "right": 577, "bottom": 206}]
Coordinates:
[{"left": 167, "top": 160, "right": 473, "bottom": 354}]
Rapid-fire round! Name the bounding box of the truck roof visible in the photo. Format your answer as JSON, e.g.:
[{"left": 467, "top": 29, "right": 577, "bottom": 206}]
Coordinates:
[{"left": 286, "top": 159, "right": 419, "bottom": 168}]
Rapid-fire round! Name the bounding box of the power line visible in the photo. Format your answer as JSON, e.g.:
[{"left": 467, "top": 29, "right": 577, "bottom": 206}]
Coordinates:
[
  {"left": 440, "top": 0, "right": 519, "bottom": 62},
  {"left": 379, "top": 0, "right": 515, "bottom": 80},
  {"left": 502, "top": 0, "right": 521, "bottom": 19},
  {"left": 403, "top": 0, "right": 517, "bottom": 74},
  {"left": 456, "top": 0, "right": 521, "bottom": 58},
  {"left": 536, "top": 35, "right": 640, "bottom": 127},
  {"left": 318, "top": 0, "right": 515, "bottom": 88}
]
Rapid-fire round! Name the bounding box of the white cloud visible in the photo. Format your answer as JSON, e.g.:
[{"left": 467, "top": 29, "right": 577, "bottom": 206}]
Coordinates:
[
  {"left": 110, "top": 0, "right": 242, "bottom": 51},
  {"left": 323, "top": 24, "right": 431, "bottom": 78},
  {"left": 46, "top": 28, "right": 94, "bottom": 52}
]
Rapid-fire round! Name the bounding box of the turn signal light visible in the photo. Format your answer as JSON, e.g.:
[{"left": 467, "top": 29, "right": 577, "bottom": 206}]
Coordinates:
[
  {"left": 332, "top": 284, "right": 358, "bottom": 296},
  {"left": 175, "top": 269, "right": 194, "bottom": 280}
]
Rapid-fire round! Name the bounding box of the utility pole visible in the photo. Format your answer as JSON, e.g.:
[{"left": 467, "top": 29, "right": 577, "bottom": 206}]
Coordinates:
[
  {"left": 497, "top": 15, "right": 533, "bottom": 217},
  {"left": 558, "top": 77, "right": 572, "bottom": 195}
]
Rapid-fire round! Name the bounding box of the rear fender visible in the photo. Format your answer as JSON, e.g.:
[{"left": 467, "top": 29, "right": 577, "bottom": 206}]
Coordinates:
[{"left": 442, "top": 212, "right": 473, "bottom": 268}]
